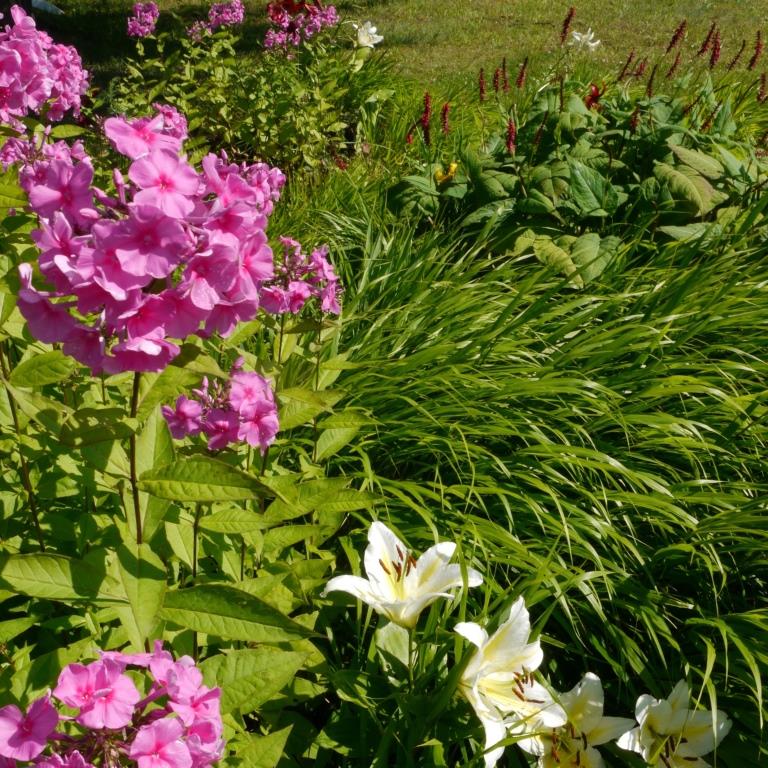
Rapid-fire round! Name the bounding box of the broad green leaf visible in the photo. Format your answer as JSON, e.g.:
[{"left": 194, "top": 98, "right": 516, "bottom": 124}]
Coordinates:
[
  {"left": 9, "top": 350, "right": 78, "bottom": 388},
  {"left": 170, "top": 343, "right": 228, "bottom": 378},
  {"left": 134, "top": 409, "right": 174, "bottom": 541},
  {"left": 139, "top": 456, "right": 270, "bottom": 502},
  {"left": 113, "top": 543, "right": 167, "bottom": 650},
  {"left": 0, "top": 169, "right": 26, "bottom": 211},
  {"left": 533, "top": 236, "right": 584, "bottom": 288},
  {"left": 199, "top": 508, "right": 265, "bottom": 534},
  {"left": 235, "top": 727, "right": 292, "bottom": 768},
  {"left": 263, "top": 524, "right": 322, "bottom": 556},
  {"left": 49, "top": 124, "right": 87, "bottom": 139},
  {"left": 159, "top": 584, "right": 311, "bottom": 642},
  {"left": 0, "top": 553, "right": 126, "bottom": 602},
  {"left": 60, "top": 407, "right": 137, "bottom": 447},
  {"left": 278, "top": 387, "right": 333, "bottom": 430},
  {"left": 670, "top": 144, "right": 724, "bottom": 180},
  {"left": 531, "top": 160, "right": 569, "bottom": 199},
  {"left": 0, "top": 615, "right": 37, "bottom": 643},
  {"left": 570, "top": 232, "right": 610, "bottom": 284},
  {"left": 200, "top": 647, "right": 307, "bottom": 714},
  {"left": 568, "top": 159, "right": 618, "bottom": 217},
  {"left": 654, "top": 162, "right": 725, "bottom": 216},
  {"left": 2, "top": 382, "right": 71, "bottom": 436}
]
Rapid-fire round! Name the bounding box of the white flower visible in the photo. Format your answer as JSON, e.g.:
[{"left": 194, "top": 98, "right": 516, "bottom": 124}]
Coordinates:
[
  {"left": 570, "top": 27, "right": 601, "bottom": 51},
  {"left": 353, "top": 20, "right": 383, "bottom": 48},
  {"left": 323, "top": 521, "right": 482, "bottom": 628},
  {"left": 455, "top": 597, "right": 567, "bottom": 768},
  {"left": 516, "top": 672, "right": 635, "bottom": 768},
  {"left": 617, "top": 680, "right": 732, "bottom": 767}
]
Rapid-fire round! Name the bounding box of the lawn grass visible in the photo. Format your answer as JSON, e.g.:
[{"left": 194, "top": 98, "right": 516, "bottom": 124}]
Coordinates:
[{"left": 42, "top": 0, "right": 768, "bottom": 92}]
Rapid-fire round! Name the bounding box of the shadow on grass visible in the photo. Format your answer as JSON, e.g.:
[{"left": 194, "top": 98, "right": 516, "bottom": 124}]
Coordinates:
[{"left": 23, "top": 0, "right": 269, "bottom": 89}]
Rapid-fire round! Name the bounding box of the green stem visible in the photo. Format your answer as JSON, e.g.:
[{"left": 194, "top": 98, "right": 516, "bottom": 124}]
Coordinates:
[
  {"left": 0, "top": 343, "right": 44, "bottom": 551},
  {"left": 311, "top": 316, "right": 322, "bottom": 464},
  {"left": 129, "top": 372, "right": 142, "bottom": 544},
  {"left": 192, "top": 503, "right": 202, "bottom": 661},
  {"left": 407, "top": 628, "right": 415, "bottom": 693}
]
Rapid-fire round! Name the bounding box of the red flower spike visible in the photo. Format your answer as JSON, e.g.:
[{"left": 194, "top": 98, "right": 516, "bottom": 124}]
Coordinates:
[
  {"left": 748, "top": 31, "right": 763, "bottom": 71},
  {"left": 505, "top": 118, "right": 517, "bottom": 154},
  {"left": 618, "top": 49, "right": 635, "bottom": 80},
  {"left": 493, "top": 67, "right": 501, "bottom": 93},
  {"left": 727, "top": 40, "right": 746, "bottom": 72},
  {"left": 709, "top": 29, "right": 721, "bottom": 69},
  {"left": 759, "top": 73, "right": 768, "bottom": 103},
  {"left": 479, "top": 68, "right": 486, "bottom": 102},
  {"left": 516, "top": 57, "right": 528, "bottom": 89},
  {"left": 698, "top": 21, "right": 716, "bottom": 57},
  {"left": 440, "top": 102, "right": 450, "bottom": 134},
  {"left": 665, "top": 50, "right": 682, "bottom": 79},
  {"left": 560, "top": 6, "right": 576, "bottom": 45},
  {"left": 665, "top": 19, "right": 687, "bottom": 54}
]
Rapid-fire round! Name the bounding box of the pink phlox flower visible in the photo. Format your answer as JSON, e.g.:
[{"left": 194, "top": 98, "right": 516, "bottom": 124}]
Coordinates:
[
  {"left": 130, "top": 718, "right": 192, "bottom": 768},
  {"left": 129, "top": 150, "right": 199, "bottom": 218},
  {"left": 179, "top": 244, "right": 239, "bottom": 311},
  {"left": 62, "top": 325, "right": 106, "bottom": 373},
  {"left": 237, "top": 403, "right": 279, "bottom": 453},
  {"left": 127, "top": 2, "right": 160, "bottom": 38},
  {"left": 98, "top": 648, "right": 153, "bottom": 669},
  {"left": 285, "top": 280, "right": 312, "bottom": 314},
  {"left": 207, "top": 0, "right": 245, "bottom": 30},
  {"left": 36, "top": 750, "right": 94, "bottom": 768},
  {"left": 111, "top": 204, "right": 190, "bottom": 279},
  {"left": 27, "top": 158, "right": 94, "bottom": 227},
  {"left": 103, "top": 332, "right": 180, "bottom": 374},
  {"left": 259, "top": 285, "right": 289, "bottom": 315},
  {"left": 202, "top": 408, "right": 239, "bottom": 450},
  {"left": 200, "top": 297, "right": 257, "bottom": 338},
  {"left": 160, "top": 289, "right": 207, "bottom": 339},
  {"left": 162, "top": 395, "right": 204, "bottom": 438},
  {"left": 228, "top": 371, "right": 273, "bottom": 416},
  {"left": 122, "top": 294, "right": 172, "bottom": 339},
  {"left": 169, "top": 685, "right": 221, "bottom": 726},
  {"left": 0, "top": 693, "right": 57, "bottom": 762},
  {"left": 153, "top": 103, "right": 188, "bottom": 141},
  {"left": 16, "top": 263, "right": 78, "bottom": 343},
  {"left": 148, "top": 641, "right": 177, "bottom": 685},
  {"left": 104, "top": 115, "right": 181, "bottom": 160},
  {"left": 185, "top": 718, "right": 224, "bottom": 768},
  {"left": 32, "top": 213, "right": 92, "bottom": 293}
]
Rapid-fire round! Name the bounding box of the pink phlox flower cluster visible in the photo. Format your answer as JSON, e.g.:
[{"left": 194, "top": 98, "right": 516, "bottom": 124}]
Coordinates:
[
  {"left": 207, "top": 0, "right": 245, "bottom": 30},
  {"left": 0, "top": 5, "right": 89, "bottom": 129},
  {"left": 127, "top": 2, "right": 160, "bottom": 38},
  {"left": 261, "top": 237, "right": 341, "bottom": 315},
  {"left": 0, "top": 644, "right": 223, "bottom": 767},
  {"left": 187, "top": 0, "right": 244, "bottom": 40},
  {"left": 10, "top": 107, "right": 287, "bottom": 375},
  {"left": 162, "top": 358, "right": 279, "bottom": 453},
  {"left": 264, "top": 2, "right": 339, "bottom": 50}
]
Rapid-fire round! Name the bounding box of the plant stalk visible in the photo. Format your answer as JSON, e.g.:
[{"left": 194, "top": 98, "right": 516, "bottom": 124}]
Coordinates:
[
  {"left": 129, "top": 371, "right": 142, "bottom": 544},
  {"left": 0, "top": 342, "right": 45, "bottom": 551}
]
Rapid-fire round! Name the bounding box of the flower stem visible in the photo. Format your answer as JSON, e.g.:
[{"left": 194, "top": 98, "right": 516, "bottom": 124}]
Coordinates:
[
  {"left": 192, "top": 502, "right": 202, "bottom": 661},
  {"left": 0, "top": 342, "right": 44, "bottom": 551},
  {"left": 129, "top": 371, "right": 142, "bottom": 544}
]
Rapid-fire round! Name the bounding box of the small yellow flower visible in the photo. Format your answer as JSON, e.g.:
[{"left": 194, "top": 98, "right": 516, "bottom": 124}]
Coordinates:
[{"left": 435, "top": 162, "right": 459, "bottom": 184}]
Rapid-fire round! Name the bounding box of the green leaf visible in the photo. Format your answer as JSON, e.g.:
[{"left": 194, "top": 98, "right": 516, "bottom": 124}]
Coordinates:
[
  {"left": 570, "top": 232, "right": 612, "bottom": 284},
  {"left": 0, "top": 169, "right": 26, "bottom": 211},
  {"left": 199, "top": 508, "right": 265, "bottom": 534},
  {"left": 533, "top": 236, "right": 584, "bottom": 288},
  {"left": 235, "top": 727, "right": 293, "bottom": 768},
  {"left": 0, "top": 615, "right": 37, "bottom": 643},
  {"left": 136, "top": 366, "right": 202, "bottom": 422},
  {"left": 568, "top": 159, "right": 618, "bottom": 217},
  {"left": 113, "top": 543, "right": 167, "bottom": 650},
  {"left": 654, "top": 162, "right": 724, "bottom": 216},
  {"left": 2, "top": 382, "right": 71, "bottom": 436},
  {"left": 159, "top": 585, "right": 311, "bottom": 642},
  {"left": 48, "top": 124, "right": 87, "bottom": 139},
  {"left": 139, "top": 456, "right": 271, "bottom": 502},
  {"left": 0, "top": 553, "right": 126, "bottom": 602},
  {"left": 60, "top": 407, "right": 137, "bottom": 447},
  {"left": 9, "top": 351, "right": 78, "bottom": 387},
  {"left": 278, "top": 387, "right": 335, "bottom": 430},
  {"left": 200, "top": 647, "right": 307, "bottom": 714},
  {"left": 669, "top": 144, "right": 724, "bottom": 180}
]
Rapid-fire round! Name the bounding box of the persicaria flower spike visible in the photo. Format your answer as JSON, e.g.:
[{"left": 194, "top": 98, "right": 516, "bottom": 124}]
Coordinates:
[
  {"left": 516, "top": 57, "right": 528, "bottom": 89},
  {"left": 505, "top": 118, "right": 516, "bottom": 154},
  {"left": 323, "top": 520, "right": 483, "bottom": 629},
  {"left": 665, "top": 19, "right": 687, "bottom": 53},
  {"left": 560, "top": 6, "right": 576, "bottom": 45},
  {"left": 749, "top": 30, "right": 763, "bottom": 70}
]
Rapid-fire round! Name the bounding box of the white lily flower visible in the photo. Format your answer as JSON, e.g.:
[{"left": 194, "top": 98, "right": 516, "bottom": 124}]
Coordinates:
[
  {"left": 353, "top": 20, "right": 383, "bottom": 48},
  {"left": 455, "top": 597, "right": 567, "bottom": 768},
  {"left": 570, "top": 27, "right": 601, "bottom": 51},
  {"left": 323, "top": 521, "right": 482, "bottom": 629},
  {"left": 617, "top": 680, "right": 732, "bottom": 767},
  {"left": 516, "top": 672, "right": 635, "bottom": 768}
]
